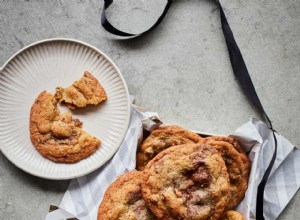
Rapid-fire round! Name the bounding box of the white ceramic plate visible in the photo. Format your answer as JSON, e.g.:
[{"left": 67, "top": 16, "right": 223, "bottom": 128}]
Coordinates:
[{"left": 0, "top": 38, "right": 130, "bottom": 180}]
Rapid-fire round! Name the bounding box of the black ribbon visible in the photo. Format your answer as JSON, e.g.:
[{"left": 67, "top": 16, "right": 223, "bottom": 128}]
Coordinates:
[
  {"left": 218, "top": 2, "right": 277, "bottom": 219},
  {"left": 101, "top": 1, "right": 277, "bottom": 219},
  {"left": 101, "top": 0, "right": 172, "bottom": 37}
]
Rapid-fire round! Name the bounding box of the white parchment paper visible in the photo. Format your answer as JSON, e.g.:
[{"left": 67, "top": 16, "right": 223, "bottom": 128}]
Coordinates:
[{"left": 45, "top": 106, "right": 300, "bottom": 220}]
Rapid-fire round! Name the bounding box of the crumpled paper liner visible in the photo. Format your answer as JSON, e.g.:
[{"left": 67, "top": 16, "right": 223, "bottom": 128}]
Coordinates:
[{"left": 45, "top": 106, "right": 300, "bottom": 220}]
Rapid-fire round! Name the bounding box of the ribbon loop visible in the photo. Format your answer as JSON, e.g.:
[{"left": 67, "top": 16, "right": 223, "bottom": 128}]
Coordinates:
[{"left": 101, "top": 0, "right": 173, "bottom": 37}]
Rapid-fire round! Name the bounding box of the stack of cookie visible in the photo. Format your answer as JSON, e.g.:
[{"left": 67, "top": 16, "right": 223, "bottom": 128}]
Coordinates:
[{"left": 98, "top": 126, "right": 250, "bottom": 220}]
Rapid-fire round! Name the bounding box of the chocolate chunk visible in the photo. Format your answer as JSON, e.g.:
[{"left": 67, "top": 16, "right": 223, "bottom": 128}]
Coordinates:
[{"left": 192, "top": 167, "right": 211, "bottom": 186}]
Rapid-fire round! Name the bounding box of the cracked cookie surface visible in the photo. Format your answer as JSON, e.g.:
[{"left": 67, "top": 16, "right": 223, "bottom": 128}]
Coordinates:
[
  {"left": 98, "top": 171, "right": 156, "bottom": 220},
  {"left": 141, "top": 143, "right": 230, "bottom": 220},
  {"left": 55, "top": 71, "right": 107, "bottom": 109},
  {"left": 136, "top": 126, "right": 203, "bottom": 171},
  {"left": 30, "top": 91, "right": 100, "bottom": 163}
]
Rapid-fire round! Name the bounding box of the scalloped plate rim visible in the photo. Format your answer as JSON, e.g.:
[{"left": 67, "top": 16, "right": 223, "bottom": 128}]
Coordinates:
[{"left": 0, "top": 38, "right": 131, "bottom": 180}]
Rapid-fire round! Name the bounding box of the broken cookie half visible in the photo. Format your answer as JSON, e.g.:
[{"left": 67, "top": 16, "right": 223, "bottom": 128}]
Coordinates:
[
  {"left": 30, "top": 91, "right": 101, "bottom": 163},
  {"left": 55, "top": 71, "right": 107, "bottom": 110}
]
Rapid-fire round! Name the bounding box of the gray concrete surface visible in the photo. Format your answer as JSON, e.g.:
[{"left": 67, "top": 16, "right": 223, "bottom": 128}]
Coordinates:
[{"left": 0, "top": 0, "right": 299, "bottom": 219}]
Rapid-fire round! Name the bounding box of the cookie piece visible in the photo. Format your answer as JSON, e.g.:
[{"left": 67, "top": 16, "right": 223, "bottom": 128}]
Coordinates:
[
  {"left": 136, "top": 126, "right": 203, "bottom": 171},
  {"left": 204, "top": 136, "right": 250, "bottom": 210},
  {"left": 55, "top": 71, "right": 107, "bottom": 109},
  {"left": 30, "top": 91, "right": 101, "bottom": 163},
  {"left": 98, "top": 171, "right": 156, "bottom": 220},
  {"left": 221, "top": 210, "right": 246, "bottom": 220},
  {"left": 142, "top": 143, "right": 230, "bottom": 220}
]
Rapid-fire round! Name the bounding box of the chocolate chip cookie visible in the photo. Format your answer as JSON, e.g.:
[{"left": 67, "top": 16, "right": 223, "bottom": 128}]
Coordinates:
[
  {"left": 98, "top": 171, "right": 156, "bottom": 220},
  {"left": 141, "top": 143, "right": 230, "bottom": 220},
  {"left": 136, "top": 126, "right": 203, "bottom": 171},
  {"left": 204, "top": 136, "right": 250, "bottom": 210},
  {"left": 205, "top": 136, "right": 249, "bottom": 210},
  {"left": 30, "top": 91, "right": 100, "bottom": 163}
]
